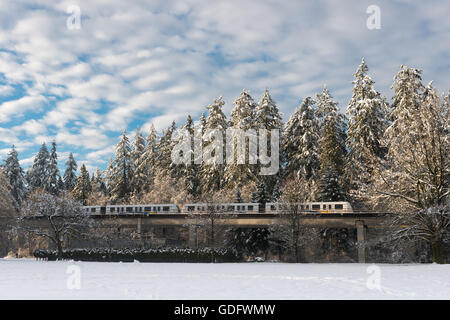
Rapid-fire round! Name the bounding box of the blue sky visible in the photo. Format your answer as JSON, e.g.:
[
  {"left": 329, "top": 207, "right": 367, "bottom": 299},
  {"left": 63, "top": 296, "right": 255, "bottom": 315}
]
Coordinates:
[{"left": 0, "top": 0, "right": 449, "bottom": 173}]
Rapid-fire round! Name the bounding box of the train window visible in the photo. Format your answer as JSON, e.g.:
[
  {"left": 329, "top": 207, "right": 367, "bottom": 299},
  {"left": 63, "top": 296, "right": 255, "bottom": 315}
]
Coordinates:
[
  {"left": 270, "top": 205, "right": 276, "bottom": 210},
  {"left": 126, "top": 207, "right": 133, "bottom": 212},
  {"left": 187, "top": 206, "right": 195, "bottom": 212},
  {"left": 157, "top": 207, "right": 161, "bottom": 211},
  {"left": 329, "top": 205, "right": 332, "bottom": 209},
  {"left": 300, "top": 205, "right": 304, "bottom": 209},
  {"left": 335, "top": 204, "right": 343, "bottom": 209},
  {"left": 163, "top": 206, "right": 169, "bottom": 212},
  {"left": 227, "top": 206, "right": 234, "bottom": 211},
  {"left": 305, "top": 205, "right": 309, "bottom": 209},
  {"left": 248, "top": 205, "right": 253, "bottom": 211},
  {"left": 91, "top": 208, "right": 96, "bottom": 213},
  {"left": 144, "top": 207, "right": 151, "bottom": 211},
  {"left": 323, "top": 205, "right": 326, "bottom": 209},
  {"left": 312, "top": 205, "right": 320, "bottom": 210},
  {"left": 110, "top": 207, "right": 115, "bottom": 212}
]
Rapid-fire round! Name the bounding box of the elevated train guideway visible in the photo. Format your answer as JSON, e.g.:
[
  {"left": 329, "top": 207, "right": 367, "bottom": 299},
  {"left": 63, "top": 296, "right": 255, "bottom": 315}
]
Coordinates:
[{"left": 91, "top": 211, "right": 390, "bottom": 229}]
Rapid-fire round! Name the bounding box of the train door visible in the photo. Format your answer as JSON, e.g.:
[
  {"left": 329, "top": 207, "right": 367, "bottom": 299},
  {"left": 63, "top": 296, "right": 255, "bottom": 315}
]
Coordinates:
[{"left": 259, "top": 203, "right": 265, "bottom": 213}]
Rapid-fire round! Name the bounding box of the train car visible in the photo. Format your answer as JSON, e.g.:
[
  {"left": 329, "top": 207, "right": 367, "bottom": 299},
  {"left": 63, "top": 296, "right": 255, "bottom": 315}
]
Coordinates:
[
  {"left": 83, "top": 205, "right": 106, "bottom": 215},
  {"left": 182, "top": 203, "right": 259, "bottom": 214},
  {"left": 106, "top": 204, "right": 179, "bottom": 215},
  {"left": 265, "top": 201, "right": 353, "bottom": 213}
]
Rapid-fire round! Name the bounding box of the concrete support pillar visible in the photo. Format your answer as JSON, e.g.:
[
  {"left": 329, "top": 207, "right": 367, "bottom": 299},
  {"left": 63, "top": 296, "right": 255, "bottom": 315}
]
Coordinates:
[
  {"left": 137, "top": 217, "right": 142, "bottom": 240},
  {"left": 356, "top": 220, "right": 367, "bottom": 263},
  {"left": 188, "top": 226, "right": 198, "bottom": 248}
]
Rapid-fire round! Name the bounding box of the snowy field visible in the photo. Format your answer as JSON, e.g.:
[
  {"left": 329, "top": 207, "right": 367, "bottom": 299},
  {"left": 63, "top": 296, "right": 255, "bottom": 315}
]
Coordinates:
[{"left": 1, "top": 258, "right": 449, "bottom": 299}]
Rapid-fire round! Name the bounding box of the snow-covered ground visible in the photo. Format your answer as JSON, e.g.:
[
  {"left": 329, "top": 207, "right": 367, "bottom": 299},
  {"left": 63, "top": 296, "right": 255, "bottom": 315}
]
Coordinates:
[{"left": 1, "top": 258, "right": 449, "bottom": 299}]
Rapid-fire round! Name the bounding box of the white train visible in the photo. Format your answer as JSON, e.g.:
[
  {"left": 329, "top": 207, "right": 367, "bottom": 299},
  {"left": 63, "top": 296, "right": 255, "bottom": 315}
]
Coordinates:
[
  {"left": 83, "top": 201, "right": 352, "bottom": 215},
  {"left": 82, "top": 204, "right": 179, "bottom": 215},
  {"left": 265, "top": 201, "right": 353, "bottom": 213},
  {"left": 181, "top": 203, "right": 260, "bottom": 214}
]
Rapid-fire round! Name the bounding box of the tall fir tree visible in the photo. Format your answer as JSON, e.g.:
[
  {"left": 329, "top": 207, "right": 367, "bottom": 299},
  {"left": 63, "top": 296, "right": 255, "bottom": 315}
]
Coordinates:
[
  {"left": 134, "top": 124, "right": 158, "bottom": 195},
  {"left": 107, "top": 130, "right": 132, "bottom": 202},
  {"left": 3, "top": 146, "right": 26, "bottom": 208},
  {"left": 46, "top": 141, "right": 61, "bottom": 195},
  {"left": 200, "top": 97, "right": 228, "bottom": 194},
  {"left": 72, "top": 164, "right": 91, "bottom": 205},
  {"left": 130, "top": 126, "right": 146, "bottom": 197},
  {"left": 224, "top": 90, "right": 258, "bottom": 190},
  {"left": 346, "top": 58, "right": 389, "bottom": 197},
  {"left": 27, "top": 143, "right": 50, "bottom": 191},
  {"left": 316, "top": 85, "right": 347, "bottom": 201},
  {"left": 63, "top": 152, "right": 78, "bottom": 191},
  {"left": 282, "top": 97, "right": 320, "bottom": 182},
  {"left": 255, "top": 89, "right": 283, "bottom": 193},
  {"left": 385, "top": 65, "right": 425, "bottom": 157},
  {"left": 181, "top": 115, "right": 201, "bottom": 198}
]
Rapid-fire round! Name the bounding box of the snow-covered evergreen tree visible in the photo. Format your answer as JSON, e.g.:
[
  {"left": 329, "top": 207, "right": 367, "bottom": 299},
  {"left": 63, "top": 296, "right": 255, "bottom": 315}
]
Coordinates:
[
  {"left": 251, "top": 182, "right": 269, "bottom": 212},
  {"left": 134, "top": 124, "right": 158, "bottom": 195},
  {"left": 346, "top": 58, "right": 389, "bottom": 198},
  {"left": 107, "top": 130, "right": 132, "bottom": 202},
  {"left": 255, "top": 89, "right": 283, "bottom": 130},
  {"left": 63, "top": 152, "right": 78, "bottom": 191},
  {"left": 375, "top": 79, "right": 449, "bottom": 210},
  {"left": 224, "top": 90, "right": 258, "bottom": 190},
  {"left": 2, "top": 146, "right": 26, "bottom": 208},
  {"left": 46, "top": 141, "right": 61, "bottom": 195},
  {"left": 87, "top": 168, "right": 109, "bottom": 205},
  {"left": 200, "top": 97, "right": 228, "bottom": 194},
  {"left": 316, "top": 85, "right": 347, "bottom": 201},
  {"left": 155, "top": 121, "right": 176, "bottom": 176},
  {"left": 385, "top": 65, "right": 425, "bottom": 156},
  {"left": 130, "top": 126, "right": 146, "bottom": 197},
  {"left": 71, "top": 164, "right": 91, "bottom": 205},
  {"left": 180, "top": 115, "right": 201, "bottom": 198},
  {"left": 255, "top": 89, "right": 283, "bottom": 193},
  {"left": 229, "top": 89, "right": 257, "bottom": 130},
  {"left": 282, "top": 97, "right": 320, "bottom": 182},
  {"left": 27, "top": 143, "right": 49, "bottom": 191},
  {"left": 0, "top": 169, "right": 16, "bottom": 216}
]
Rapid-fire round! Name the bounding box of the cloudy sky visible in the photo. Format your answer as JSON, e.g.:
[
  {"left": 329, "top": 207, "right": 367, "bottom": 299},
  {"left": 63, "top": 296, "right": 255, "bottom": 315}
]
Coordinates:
[{"left": 0, "top": 0, "right": 449, "bottom": 173}]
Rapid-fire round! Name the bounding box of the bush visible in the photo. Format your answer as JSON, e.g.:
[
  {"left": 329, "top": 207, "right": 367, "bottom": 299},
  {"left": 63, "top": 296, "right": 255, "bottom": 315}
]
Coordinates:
[{"left": 33, "top": 247, "right": 239, "bottom": 263}]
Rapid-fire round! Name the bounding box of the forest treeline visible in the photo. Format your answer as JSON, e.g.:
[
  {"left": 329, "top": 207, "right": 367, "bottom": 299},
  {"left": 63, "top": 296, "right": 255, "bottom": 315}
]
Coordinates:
[{"left": 1, "top": 58, "right": 449, "bottom": 262}]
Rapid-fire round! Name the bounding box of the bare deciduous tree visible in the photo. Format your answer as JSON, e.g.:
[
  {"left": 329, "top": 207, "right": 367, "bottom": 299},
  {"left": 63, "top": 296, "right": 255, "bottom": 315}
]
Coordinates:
[
  {"left": 389, "top": 201, "right": 450, "bottom": 263},
  {"left": 19, "top": 191, "right": 96, "bottom": 259},
  {"left": 271, "top": 177, "right": 318, "bottom": 262}
]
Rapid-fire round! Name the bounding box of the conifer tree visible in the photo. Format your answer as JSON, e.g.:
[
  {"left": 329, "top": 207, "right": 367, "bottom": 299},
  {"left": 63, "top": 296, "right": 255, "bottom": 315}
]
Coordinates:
[
  {"left": 134, "top": 124, "right": 158, "bottom": 195},
  {"left": 282, "top": 97, "right": 320, "bottom": 182},
  {"left": 107, "top": 130, "right": 132, "bottom": 202},
  {"left": 316, "top": 85, "right": 347, "bottom": 201},
  {"left": 224, "top": 90, "right": 258, "bottom": 190},
  {"left": 255, "top": 89, "right": 283, "bottom": 193},
  {"left": 27, "top": 143, "right": 50, "bottom": 191},
  {"left": 47, "top": 141, "right": 61, "bottom": 195},
  {"left": 130, "top": 126, "right": 146, "bottom": 197},
  {"left": 346, "top": 58, "right": 389, "bottom": 197},
  {"left": 63, "top": 152, "right": 78, "bottom": 191},
  {"left": 72, "top": 164, "right": 91, "bottom": 205},
  {"left": 3, "top": 146, "right": 26, "bottom": 208},
  {"left": 200, "top": 97, "right": 228, "bottom": 194}
]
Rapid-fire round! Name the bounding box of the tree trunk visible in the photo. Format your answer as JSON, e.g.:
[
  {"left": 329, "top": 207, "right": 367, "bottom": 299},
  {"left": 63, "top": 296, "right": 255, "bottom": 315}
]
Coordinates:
[
  {"left": 431, "top": 240, "right": 444, "bottom": 264},
  {"left": 56, "top": 241, "right": 63, "bottom": 260}
]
